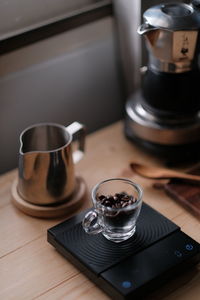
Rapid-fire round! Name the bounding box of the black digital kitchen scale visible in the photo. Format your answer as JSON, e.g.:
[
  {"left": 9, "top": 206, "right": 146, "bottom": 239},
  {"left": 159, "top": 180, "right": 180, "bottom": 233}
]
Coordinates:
[{"left": 47, "top": 203, "right": 200, "bottom": 299}]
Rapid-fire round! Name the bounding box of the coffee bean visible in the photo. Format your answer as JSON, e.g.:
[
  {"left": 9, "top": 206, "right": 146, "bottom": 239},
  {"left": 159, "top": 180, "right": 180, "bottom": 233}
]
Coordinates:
[
  {"left": 104, "top": 200, "right": 112, "bottom": 206},
  {"left": 115, "top": 193, "right": 120, "bottom": 197},
  {"left": 98, "top": 194, "right": 106, "bottom": 201},
  {"left": 97, "top": 191, "right": 137, "bottom": 208}
]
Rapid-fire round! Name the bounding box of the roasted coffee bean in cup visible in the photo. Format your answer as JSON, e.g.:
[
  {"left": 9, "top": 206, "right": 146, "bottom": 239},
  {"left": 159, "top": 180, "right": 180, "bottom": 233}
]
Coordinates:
[
  {"left": 82, "top": 178, "right": 143, "bottom": 242},
  {"left": 97, "top": 192, "right": 137, "bottom": 208}
]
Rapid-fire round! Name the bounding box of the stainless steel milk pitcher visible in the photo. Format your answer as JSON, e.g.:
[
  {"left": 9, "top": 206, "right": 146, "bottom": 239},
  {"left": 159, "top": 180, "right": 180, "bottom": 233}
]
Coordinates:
[{"left": 17, "top": 122, "right": 85, "bottom": 205}]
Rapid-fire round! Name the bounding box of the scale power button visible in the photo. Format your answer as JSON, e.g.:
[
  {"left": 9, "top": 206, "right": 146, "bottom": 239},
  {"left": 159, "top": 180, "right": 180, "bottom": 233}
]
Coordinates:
[
  {"left": 185, "top": 244, "right": 193, "bottom": 251},
  {"left": 122, "top": 281, "right": 132, "bottom": 289},
  {"left": 174, "top": 250, "right": 182, "bottom": 257}
]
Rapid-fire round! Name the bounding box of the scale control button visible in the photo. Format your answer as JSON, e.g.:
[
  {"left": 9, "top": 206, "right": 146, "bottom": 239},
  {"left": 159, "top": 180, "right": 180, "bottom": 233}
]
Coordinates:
[
  {"left": 122, "top": 281, "right": 132, "bottom": 288},
  {"left": 174, "top": 250, "right": 182, "bottom": 257},
  {"left": 185, "top": 244, "right": 193, "bottom": 251}
]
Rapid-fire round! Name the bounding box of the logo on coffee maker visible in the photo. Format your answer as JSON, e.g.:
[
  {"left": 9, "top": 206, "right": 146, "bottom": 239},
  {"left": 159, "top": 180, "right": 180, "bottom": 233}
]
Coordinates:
[
  {"left": 181, "top": 34, "right": 189, "bottom": 56},
  {"left": 173, "top": 31, "right": 197, "bottom": 61}
]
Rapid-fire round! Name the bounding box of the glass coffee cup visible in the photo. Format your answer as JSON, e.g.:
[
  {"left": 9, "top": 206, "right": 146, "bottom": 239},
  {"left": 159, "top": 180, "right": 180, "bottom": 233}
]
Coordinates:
[{"left": 82, "top": 178, "right": 143, "bottom": 243}]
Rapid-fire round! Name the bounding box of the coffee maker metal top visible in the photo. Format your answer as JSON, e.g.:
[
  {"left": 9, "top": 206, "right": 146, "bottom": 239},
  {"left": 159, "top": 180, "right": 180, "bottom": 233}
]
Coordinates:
[
  {"left": 141, "top": 3, "right": 200, "bottom": 31},
  {"left": 138, "top": 2, "right": 200, "bottom": 73}
]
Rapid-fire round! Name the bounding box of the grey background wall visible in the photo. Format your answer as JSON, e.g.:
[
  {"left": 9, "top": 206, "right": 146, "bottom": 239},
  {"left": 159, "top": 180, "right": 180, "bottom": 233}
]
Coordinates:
[
  {"left": 0, "top": 0, "right": 187, "bottom": 174},
  {"left": 0, "top": 17, "right": 124, "bottom": 174}
]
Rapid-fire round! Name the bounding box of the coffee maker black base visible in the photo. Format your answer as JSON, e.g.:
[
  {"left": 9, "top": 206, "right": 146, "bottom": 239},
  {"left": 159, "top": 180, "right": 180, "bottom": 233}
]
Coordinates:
[
  {"left": 125, "top": 90, "right": 200, "bottom": 164},
  {"left": 124, "top": 120, "right": 200, "bottom": 164},
  {"left": 47, "top": 203, "right": 200, "bottom": 300}
]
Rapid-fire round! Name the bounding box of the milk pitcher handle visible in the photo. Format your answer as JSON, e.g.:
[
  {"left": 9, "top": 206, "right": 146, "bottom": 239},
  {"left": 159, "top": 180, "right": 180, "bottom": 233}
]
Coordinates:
[{"left": 66, "top": 122, "right": 86, "bottom": 163}]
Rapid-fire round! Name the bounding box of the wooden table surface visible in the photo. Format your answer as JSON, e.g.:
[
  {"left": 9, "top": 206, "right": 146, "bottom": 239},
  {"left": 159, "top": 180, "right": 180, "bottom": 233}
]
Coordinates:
[{"left": 0, "top": 121, "right": 200, "bottom": 300}]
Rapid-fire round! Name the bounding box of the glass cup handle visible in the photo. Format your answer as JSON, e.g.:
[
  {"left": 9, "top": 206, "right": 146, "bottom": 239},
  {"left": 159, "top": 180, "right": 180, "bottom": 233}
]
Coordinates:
[
  {"left": 66, "top": 121, "right": 86, "bottom": 163},
  {"left": 82, "top": 210, "right": 103, "bottom": 235}
]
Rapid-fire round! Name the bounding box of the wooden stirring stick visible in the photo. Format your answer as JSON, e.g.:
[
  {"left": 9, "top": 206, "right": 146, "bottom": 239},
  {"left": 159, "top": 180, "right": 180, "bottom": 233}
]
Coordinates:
[{"left": 130, "top": 162, "right": 200, "bottom": 183}]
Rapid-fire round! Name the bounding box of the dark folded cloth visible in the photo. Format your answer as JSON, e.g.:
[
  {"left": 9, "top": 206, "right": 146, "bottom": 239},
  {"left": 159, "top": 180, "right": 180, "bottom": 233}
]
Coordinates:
[{"left": 163, "top": 165, "right": 200, "bottom": 219}]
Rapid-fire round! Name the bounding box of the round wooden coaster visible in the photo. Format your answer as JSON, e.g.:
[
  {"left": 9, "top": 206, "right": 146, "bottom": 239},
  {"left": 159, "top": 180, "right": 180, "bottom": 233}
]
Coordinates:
[{"left": 11, "top": 176, "right": 87, "bottom": 218}]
